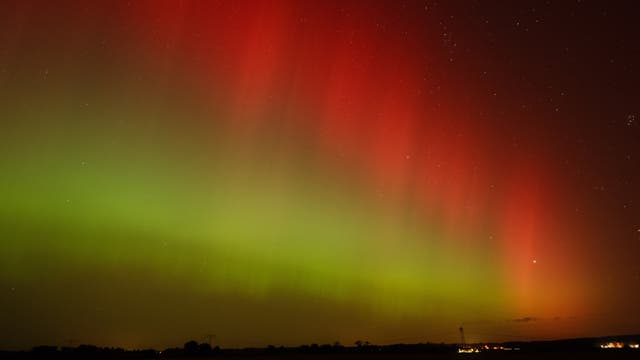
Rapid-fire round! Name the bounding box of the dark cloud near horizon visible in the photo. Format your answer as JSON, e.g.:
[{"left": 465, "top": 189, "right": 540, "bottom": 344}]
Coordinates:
[{"left": 512, "top": 317, "right": 539, "bottom": 323}]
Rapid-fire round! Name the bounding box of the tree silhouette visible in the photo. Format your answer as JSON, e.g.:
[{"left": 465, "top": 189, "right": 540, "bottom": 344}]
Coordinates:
[
  {"left": 184, "top": 340, "right": 199, "bottom": 354},
  {"left": 198, "top": 342, "right": 212, "bottom": 353}
]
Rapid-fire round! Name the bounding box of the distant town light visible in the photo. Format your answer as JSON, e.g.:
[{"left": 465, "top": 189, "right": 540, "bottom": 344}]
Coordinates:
[
  {"left": 458, "top": 345, "right": 520, "bottom": 354},
  {"left": 600, "top": 342, "right": 624, "bottom": 349}
]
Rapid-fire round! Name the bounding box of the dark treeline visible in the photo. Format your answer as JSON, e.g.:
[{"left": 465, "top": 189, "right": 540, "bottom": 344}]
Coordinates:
[
  {"left": 1, "top": 341, "right": 455, "bottom": 359},
  {"left": 1, "top": 335, "right": 639, "bottom": 359}
]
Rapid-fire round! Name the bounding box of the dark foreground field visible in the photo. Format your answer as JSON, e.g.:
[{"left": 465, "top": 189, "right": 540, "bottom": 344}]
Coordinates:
[
  {"left": 168, "top": 352, "right": 640, "bottom": 360},
  {"left": 3, "top": 351, "right": 640, "bottom": 360},
  {"left": 5, "top": 336, "right": 640, "bottom": 359},
  {"left": 209, "top": 352, "right": 636, "bottom": 360}
]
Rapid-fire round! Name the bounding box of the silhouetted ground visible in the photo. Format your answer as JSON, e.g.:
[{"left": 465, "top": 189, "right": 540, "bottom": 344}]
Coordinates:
[
  {"left": 2, "top": 335, "right": 639, "bottom": 359},
  {"left": 161, "top": 351, "right": 640, "bottom": 360},
  {"left": 5, "top": 351, "right": 640, "bottom": 360}
]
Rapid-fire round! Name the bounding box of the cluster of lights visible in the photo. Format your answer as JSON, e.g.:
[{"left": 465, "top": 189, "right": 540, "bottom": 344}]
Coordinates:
[
  {"left": 458, "top": 345, "right": 520, "bottom": 354},
  {"left": 600, "top": 342, "right": 639, "bottom": 349},
  {"left": 481, "top": 345, "right": 518, "bottom": 351}
]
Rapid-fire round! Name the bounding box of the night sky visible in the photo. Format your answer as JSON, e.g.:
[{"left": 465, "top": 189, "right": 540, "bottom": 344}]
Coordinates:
[{"left": 1, "top": 0, "right": 639, "bottom": 351}]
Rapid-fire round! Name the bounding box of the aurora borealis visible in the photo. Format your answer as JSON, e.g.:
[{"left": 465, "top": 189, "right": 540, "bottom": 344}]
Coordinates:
[{"left": 1, "top": 0, "right": 639, "bottom": 350}]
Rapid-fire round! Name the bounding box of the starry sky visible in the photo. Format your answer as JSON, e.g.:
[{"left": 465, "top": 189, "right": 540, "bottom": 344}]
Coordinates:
[{"left": 1, "top": 0, "right": 639, "bottom": 350}]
